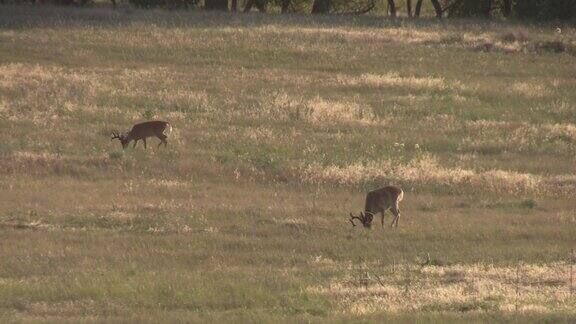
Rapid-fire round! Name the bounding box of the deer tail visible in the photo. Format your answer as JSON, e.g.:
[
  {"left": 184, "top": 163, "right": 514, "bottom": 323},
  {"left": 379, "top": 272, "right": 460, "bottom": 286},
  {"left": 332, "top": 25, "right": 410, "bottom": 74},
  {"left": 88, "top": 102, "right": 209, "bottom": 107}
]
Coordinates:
[{"left": 164, "top": 122, "right": 173, "bottom": 136}]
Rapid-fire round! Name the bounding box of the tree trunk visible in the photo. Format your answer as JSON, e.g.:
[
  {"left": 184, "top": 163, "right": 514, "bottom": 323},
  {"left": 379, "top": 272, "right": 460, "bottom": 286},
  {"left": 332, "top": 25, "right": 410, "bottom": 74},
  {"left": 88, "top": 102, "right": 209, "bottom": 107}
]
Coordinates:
[
  {"left": 414, "top": 0, "right": 423, "bottom": 16},
  {"left": 387, "top": 0, "right": 396, "bottom": 17},
  {"left": 481, "top": 0, "right": 492, "bottom": 17},
  {"left": 311, "top": 0, "right": 330, "bottom": 14},
  {"left": 243, "top": 0, "right": 254, "bottom": 11},
  {"left": 205, "top": 0, "right": 228, "bottom": 10},
  {"left": 406, "top": 0, "right": 412, "bottom": 17},
  {"left": 502, "top": 0, "right": 511, "bottom": 18},
  {"left": 231, "top": 0, "right": 237, "bottom": 11},
  {"left": 430, "top": 0, "right": 442, "bottom": 18},
  {"left": 281, "top": 0, "right": 290, "bottom": 13}
]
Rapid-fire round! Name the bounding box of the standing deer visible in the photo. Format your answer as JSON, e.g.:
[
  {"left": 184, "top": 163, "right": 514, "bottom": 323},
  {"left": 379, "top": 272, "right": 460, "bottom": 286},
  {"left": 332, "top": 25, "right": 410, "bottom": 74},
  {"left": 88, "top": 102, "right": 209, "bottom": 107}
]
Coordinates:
[
  {"left": 111, "top": 121, "right": 171, "bottom": 150},
  {"left": 349, "top": 186, "right": 404, "bottom": 228}
]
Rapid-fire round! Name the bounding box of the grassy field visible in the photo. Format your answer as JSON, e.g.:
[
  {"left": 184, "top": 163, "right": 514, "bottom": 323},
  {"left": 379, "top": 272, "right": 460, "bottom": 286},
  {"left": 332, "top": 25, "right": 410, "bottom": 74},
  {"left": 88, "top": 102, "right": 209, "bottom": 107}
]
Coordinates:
[{"left": 1, "top": 5, "right": 576, "bottom": 322}]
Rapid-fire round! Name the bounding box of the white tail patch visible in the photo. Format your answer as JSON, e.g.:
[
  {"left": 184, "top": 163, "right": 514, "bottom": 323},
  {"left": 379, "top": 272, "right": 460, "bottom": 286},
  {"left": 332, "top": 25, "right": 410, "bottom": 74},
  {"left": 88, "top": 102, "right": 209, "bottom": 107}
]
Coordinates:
[{"left": 164, "top": 123, "right": 173, "bottom": 136}]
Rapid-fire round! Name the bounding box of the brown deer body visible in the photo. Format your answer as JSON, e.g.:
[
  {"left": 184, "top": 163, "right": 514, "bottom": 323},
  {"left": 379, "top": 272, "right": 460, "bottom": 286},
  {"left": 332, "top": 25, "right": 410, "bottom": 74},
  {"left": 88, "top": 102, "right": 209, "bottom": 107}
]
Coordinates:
[
  {"left": 350, "top": 186, "right": 404, "bottom": 228},
  {"left": 111, "top": 121, "right": 171, "bottom": 149}
]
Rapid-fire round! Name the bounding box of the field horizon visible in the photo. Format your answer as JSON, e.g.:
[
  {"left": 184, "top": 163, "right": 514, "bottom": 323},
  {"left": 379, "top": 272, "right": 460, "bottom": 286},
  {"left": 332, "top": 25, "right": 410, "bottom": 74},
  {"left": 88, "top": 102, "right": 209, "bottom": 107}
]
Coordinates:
[{"left": 1, "top": 5, "right": 576, "bottom": 322}]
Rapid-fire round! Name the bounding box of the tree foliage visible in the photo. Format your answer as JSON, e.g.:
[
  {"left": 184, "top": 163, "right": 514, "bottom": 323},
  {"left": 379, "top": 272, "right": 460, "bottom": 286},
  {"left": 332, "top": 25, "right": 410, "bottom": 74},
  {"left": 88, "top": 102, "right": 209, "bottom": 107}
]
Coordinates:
[
  {"left": 205, "top": 0, "right": 228, "bottom": 9},
  {"left": 446, "top": 0, "right": 576, "bottom": 19},
  {"left": 129, "top": 0, "right": 197, "bottom": 8},
  {"left": 446, "top": 0, "right": 493, "bottom": 17},
  {"left": 515, "top": 0, "right": 576, "bottom": 20},
  {"left": 8, "top": 0, "right": 576, "bottom": 20}
]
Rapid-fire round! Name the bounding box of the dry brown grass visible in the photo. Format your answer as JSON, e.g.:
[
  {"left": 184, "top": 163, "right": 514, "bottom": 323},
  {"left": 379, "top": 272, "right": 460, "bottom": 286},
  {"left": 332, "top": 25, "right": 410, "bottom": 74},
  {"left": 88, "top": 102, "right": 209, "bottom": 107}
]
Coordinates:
[
  {"left": 255, "top": 92, "right": 376, "bottom": 124},
  {"left": 300, "top": 154, "right": 576, "bottom": 196},
  {"left": 335, "top": 72, "right": 462, "bottom": 91},
  {"left": 309, "top": 262, "right": 576, "bottom": 315}
]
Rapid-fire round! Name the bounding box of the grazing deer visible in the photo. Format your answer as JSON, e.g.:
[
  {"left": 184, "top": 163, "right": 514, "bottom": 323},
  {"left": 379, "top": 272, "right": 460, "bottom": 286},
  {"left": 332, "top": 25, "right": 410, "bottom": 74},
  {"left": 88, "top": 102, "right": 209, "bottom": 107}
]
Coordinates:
[
  {"left": 111, "top": 121, "right": 171, "bottom": 149},
  {"left": 349, "top": 186, "right": 404, "bottom": 228}
]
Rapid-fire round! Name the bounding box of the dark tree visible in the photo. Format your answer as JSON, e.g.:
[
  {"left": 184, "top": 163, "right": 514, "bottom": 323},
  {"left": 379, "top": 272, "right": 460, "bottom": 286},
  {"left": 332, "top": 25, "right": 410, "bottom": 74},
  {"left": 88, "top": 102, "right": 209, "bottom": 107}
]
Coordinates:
[
  {"left": 387, "top": 0, "right": 396, "bottom": 16},
  {"left": 205, "top": 0, "right": 228, "bottom": 10},
  {"left": 231, "top": 0, "right": 237, "bottom": 11},
  {"left": 243, "top": 0, "right": 252, "bottom": 11},
  {"left": 481, "top": 0, "right": 492, "bottom": 17},
  {"left": 502, "top": 0, "right": 512, "bottom": 17},
  {"left": 311, "top": 0, "right": 330, "bottom": 13},
  {"left": 515, "top": 0, "right": 576, "bottom": 20},
  {"left": 430, "top": 0, "right": 442, "bottom": 17},
  {"left": 244, "top": 0, "right": 266, "bottom": 12},
  {"left": 281, "top": 0, "right": 290, "bottom": 13},
  {"left": 407, "top": 0, "right": 412, "bottom": 17},
  {"left": 414, "top": 0, "right": 442, "bottom": 17},
  {"left": 330, "top": 0, "right": 377, "bottom": 14},
  {"left": 446, "top": 0, "right": 504, "bottom": 18},
  {"left": 414, "top": 0, "right": 423, "bottom": 16}
]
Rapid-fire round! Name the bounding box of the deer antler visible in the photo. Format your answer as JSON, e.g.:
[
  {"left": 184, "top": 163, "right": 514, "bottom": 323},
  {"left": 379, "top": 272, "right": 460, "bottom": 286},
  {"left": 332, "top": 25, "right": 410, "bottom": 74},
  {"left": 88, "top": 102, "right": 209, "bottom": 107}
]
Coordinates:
[
  {"left": 349, "top": 212, "right": 363, "bottom": 226},
  {"left": 349, "top": 212, "right": 357, "bottom": 226}
]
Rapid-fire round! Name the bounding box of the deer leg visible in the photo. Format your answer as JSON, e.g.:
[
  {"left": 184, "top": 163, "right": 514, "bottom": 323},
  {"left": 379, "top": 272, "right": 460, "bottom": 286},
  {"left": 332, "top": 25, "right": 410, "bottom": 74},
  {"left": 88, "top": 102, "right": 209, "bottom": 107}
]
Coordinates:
[
  {"left": 143, "top": 138, "right": 147, "bottom": 150},
  {"left": 157, "top": 135, "right": 167, "bottom": 148},
  {"left": 391, "top": 207, "right": 401, "bottom": 227},
  {"left": 381, "top": 210, "right": 385, "bottom": 228},
  {"left": 133, "top": 139, "right": 138, "bottom": 148}
]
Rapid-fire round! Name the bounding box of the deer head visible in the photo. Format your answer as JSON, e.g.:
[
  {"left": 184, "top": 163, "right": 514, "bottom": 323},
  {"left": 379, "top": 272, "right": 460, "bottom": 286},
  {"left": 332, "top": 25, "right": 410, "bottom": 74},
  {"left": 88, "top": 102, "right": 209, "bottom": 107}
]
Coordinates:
[
  {"left": 111, "top": 131, "right": 130, "bottom": 149},
  {"left": 349, "top": 212, "right": 373, "bottom": 228}
]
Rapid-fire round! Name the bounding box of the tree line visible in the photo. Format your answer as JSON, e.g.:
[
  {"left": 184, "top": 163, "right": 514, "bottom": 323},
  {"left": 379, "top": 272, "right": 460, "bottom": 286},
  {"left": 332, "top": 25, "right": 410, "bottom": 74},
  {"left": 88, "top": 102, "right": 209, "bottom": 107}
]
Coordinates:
[{"left": 4, "top": 0, "right": 575, "bottom": 20}]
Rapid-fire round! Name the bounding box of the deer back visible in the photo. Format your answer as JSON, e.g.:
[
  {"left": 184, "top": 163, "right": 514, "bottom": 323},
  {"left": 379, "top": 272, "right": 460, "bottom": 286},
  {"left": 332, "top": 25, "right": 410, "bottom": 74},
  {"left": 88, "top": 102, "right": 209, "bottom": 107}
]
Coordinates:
[
  {"left": 128, "top": 121, "right": 169, "bottom": 140},
  {"left": 364, "top": 186, "right": 403, "bottom": 214}
]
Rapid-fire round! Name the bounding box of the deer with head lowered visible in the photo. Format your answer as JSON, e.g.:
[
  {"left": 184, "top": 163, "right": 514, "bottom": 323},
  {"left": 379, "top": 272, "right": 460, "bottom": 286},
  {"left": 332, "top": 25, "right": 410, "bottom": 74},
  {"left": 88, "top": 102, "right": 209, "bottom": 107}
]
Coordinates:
[
  {"left": 349, "top": 186, "right": 404, "bottom": 229},
  {"left": 111, "top": 121, "right": 172, "bottom": 150}
]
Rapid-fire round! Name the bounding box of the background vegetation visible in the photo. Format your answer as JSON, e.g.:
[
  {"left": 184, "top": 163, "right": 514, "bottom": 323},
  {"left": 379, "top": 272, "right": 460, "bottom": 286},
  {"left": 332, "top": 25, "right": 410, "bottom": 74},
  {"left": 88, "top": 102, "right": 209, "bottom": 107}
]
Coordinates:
[
  {"left": 3, "top": 0, "right": 576, "bottom": 19},
  {"left": 0, "top": 5, "right": 576, "bottom": 322}
]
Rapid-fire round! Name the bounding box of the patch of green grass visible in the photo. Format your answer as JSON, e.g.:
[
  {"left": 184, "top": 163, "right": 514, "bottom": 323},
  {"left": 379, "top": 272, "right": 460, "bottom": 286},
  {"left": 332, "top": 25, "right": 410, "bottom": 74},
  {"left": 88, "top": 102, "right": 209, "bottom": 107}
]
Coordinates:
[
  {"left": 108, "top": 150, "right": 123, "bottom": 160},
  {"left": 519, "top": 198, "right": 537, "bottom": 209}
]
